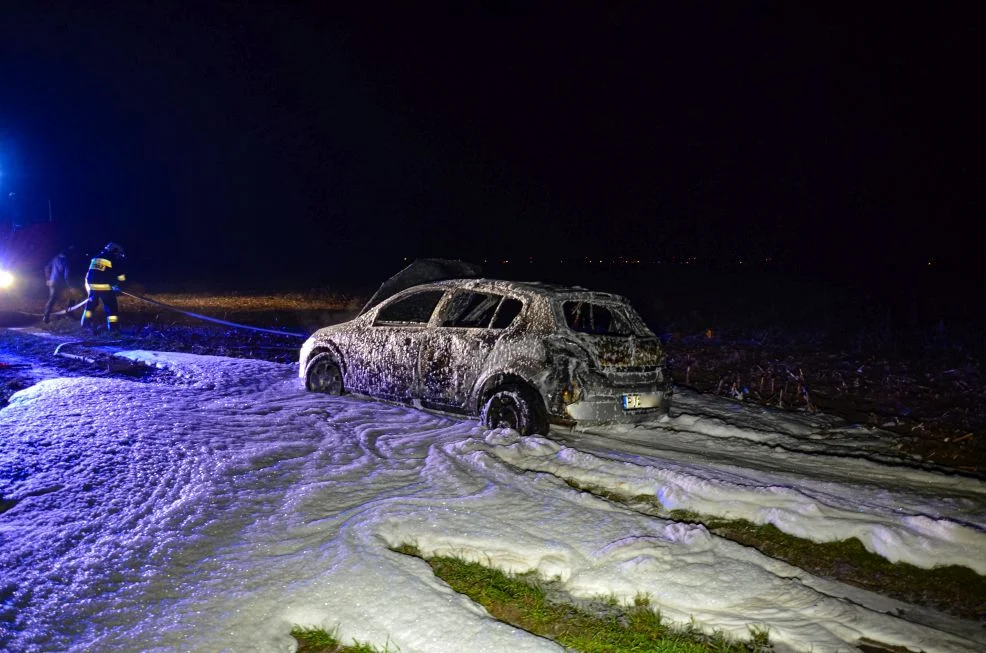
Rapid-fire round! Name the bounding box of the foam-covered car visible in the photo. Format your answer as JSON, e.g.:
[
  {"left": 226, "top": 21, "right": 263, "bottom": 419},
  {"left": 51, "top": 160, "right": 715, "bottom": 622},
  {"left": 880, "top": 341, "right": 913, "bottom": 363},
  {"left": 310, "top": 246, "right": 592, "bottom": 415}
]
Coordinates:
[{"left": 299, "top": 261, "right": 672, "bottom": 435}]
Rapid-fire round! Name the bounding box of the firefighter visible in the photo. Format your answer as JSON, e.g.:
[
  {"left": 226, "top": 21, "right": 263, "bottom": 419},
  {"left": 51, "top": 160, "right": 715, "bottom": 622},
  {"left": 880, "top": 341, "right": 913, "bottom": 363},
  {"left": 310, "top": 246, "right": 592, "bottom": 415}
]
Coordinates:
[
  {"left": 42, "top": 246, "right": 77, "bottom": 323},
  {"left": 80, "top": 242, "right": 127, "bottom": 334}
]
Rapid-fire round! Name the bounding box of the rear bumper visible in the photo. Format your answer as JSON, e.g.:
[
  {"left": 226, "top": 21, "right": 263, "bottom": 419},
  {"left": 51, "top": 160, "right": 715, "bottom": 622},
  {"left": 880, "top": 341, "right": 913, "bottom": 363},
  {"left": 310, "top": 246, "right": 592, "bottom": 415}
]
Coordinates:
[{"left": 563, "top": 387, "right": 672, "bottom": 424}]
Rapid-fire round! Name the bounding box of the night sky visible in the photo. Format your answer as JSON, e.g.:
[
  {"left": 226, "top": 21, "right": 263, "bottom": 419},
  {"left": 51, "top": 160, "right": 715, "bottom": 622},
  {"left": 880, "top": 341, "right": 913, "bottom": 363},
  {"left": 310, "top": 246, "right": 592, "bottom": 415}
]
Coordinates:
[{"left": 1, "top": 3, "right": 981, "bottom": 290}]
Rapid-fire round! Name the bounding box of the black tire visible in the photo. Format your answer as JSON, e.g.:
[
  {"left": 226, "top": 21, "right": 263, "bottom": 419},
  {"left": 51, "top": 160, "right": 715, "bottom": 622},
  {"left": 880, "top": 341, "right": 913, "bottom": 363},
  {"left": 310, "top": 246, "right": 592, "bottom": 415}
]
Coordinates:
[
  {"left": 305, "top": 352, "right": 344, "bottom": 395},
  {"left": 481, "top": 385, "right": 548, "bottom": 436}
]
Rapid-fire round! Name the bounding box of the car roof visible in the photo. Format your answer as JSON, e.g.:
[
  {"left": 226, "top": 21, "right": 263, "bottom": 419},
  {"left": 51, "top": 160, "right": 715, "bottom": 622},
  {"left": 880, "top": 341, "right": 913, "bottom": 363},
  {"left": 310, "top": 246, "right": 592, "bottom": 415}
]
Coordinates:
[{"left": 425, "top": 278, "right": 631, "bottom": 304}]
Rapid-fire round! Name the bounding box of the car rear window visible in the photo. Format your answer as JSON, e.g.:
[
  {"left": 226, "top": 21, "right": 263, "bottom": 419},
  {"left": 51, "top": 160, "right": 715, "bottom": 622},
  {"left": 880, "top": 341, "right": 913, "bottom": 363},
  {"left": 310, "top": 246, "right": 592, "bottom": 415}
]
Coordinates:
[
  {"left": 375, "top": 290, "right": 444, "bottom": 325},
  {"left": 440, "top": 292, "right": 523, "bottom": 329},
  {"left": 562, "top": 301, "right": 635, "bottom": 336}
]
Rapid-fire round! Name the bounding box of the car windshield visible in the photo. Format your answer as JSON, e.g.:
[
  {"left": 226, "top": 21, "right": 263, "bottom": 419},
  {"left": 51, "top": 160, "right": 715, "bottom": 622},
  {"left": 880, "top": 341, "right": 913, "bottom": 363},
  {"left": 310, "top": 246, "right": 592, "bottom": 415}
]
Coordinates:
[{"left": 561, "top": 300, "right": 636, "bottom": 336}]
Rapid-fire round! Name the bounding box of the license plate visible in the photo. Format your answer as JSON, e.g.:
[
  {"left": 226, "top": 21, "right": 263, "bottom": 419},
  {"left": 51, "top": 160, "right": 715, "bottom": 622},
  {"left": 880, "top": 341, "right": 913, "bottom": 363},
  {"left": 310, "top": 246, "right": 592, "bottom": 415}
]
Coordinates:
[{"left": 622, "top": 393, "right": 661, "bottom": 410}]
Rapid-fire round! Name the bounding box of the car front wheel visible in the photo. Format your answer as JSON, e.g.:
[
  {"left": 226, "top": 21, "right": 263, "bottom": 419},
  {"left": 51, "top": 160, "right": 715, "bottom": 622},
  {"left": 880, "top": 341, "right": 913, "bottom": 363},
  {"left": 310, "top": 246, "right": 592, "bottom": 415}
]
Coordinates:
[
  {"left": 305, "top": 353, "right": 343, "bottom": 395},
  {"left": 481, "top": 386, "right": 547, "bottom": 436}
]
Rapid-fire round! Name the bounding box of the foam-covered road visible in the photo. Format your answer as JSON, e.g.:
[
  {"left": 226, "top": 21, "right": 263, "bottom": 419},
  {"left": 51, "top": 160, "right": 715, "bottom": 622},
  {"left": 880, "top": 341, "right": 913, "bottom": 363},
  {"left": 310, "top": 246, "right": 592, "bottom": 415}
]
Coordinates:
[{"left": 1, "top": 350, "right": 983, "bottom": 652}]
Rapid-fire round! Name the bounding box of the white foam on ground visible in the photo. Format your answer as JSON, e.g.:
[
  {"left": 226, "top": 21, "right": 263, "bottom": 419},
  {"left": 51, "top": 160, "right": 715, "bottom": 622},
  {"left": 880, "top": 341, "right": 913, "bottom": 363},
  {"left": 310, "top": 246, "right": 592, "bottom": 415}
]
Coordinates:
[{"left": 0, "top": 350, "right": 983, "bottom": 652}]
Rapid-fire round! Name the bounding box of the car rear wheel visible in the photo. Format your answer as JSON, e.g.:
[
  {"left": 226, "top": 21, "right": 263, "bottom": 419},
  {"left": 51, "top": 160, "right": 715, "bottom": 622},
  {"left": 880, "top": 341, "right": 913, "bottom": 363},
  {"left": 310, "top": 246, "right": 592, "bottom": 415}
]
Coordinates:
[
  {"left": 481, "top": 386, "right": 547, "bottom": 436},
  {"left": 305, "top": 353, "right": 343, "bottom": 395}
]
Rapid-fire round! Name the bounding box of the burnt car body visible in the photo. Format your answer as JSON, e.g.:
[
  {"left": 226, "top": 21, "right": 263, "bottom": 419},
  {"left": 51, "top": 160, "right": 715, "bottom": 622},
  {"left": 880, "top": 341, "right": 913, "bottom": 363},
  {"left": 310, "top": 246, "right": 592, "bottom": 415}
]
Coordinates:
[{"left": 299, "top": 266, "right": 672, "bottom": 435}]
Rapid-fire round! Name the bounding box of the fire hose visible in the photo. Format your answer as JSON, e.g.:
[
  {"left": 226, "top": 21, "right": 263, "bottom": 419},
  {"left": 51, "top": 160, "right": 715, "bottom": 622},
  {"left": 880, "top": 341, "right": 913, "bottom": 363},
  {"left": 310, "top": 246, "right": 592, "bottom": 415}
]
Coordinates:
[
  {"left": 12, "top": 298, "right": 88, "bottom": 319},
  {"left": 120, "top": 291, "right": 307, "bottom": 338},
  {"left": 14, "top": 292, "right": 308, "bottom": 339}
]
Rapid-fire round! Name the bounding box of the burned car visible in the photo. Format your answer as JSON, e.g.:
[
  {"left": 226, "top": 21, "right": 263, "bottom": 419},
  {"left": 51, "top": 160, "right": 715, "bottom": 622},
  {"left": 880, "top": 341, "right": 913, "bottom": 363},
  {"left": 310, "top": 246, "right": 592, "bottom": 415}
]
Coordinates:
[{"left": 299, "top": 261, "right": 672, "bottom": 435}]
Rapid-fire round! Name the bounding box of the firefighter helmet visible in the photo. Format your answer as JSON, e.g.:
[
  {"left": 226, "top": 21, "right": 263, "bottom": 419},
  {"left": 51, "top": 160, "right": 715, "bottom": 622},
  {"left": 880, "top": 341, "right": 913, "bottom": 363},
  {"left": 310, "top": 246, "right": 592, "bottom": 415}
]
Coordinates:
[{"left": 103, "top": 242, "right": 126, "bottom": 258}]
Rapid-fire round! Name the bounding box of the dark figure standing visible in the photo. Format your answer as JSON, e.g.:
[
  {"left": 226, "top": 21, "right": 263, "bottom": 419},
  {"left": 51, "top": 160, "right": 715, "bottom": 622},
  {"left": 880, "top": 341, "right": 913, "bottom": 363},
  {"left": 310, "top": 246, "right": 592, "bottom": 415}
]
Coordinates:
[
  {"left": 81, "top": 242, "right": 127, "bottom": 334},
  {"left": 42, "top": 246, "right": 76, "bottom": 323}
]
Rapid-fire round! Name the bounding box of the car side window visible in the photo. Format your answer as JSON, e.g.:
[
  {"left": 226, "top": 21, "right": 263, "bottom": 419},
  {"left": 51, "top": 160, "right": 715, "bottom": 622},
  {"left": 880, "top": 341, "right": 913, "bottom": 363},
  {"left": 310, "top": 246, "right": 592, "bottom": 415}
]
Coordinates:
[
  {"left": 563, "top": 301, "right": 634, "bottom": 336},
  {"left": 490, "top": 297, "right": 522, "bottom": 329},
  {"left": 374, "top": 290, "right": 445, "bottom": 326},
  {"left": 440, "top": 292, "right": 502, "bottom": 328}
]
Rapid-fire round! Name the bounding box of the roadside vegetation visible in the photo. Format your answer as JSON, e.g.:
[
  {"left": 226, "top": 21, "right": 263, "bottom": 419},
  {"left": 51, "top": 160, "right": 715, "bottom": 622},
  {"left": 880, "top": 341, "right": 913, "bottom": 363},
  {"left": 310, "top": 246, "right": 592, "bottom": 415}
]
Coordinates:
[
  {"left": 292, "top": 626, "right": 396, "bottom": 653},
  {"left": 639, "top": 268, "right": 986, "bottom": 472},
  {"left": 403, "top": 545, "right": 772, "bottom": 653},
  {"left": 292, "top": 543, "right": 772, "bottom": 653},
  {"left": 565, "top": 479, "right": 986, "bottom": 620}
]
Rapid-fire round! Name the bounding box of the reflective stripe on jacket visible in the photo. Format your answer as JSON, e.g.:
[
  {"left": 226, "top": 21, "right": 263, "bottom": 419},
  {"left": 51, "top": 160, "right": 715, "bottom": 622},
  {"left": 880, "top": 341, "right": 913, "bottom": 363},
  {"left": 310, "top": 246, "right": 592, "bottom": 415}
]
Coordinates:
[{"left": 85, "top": 254, "right": 126, "bottom": 290}]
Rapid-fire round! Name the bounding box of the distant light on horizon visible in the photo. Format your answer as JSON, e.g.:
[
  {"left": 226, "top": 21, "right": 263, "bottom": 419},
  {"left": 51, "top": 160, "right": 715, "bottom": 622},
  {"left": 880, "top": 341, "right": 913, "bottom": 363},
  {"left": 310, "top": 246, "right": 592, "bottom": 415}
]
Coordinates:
[{"left": 405, "top": 255, "right": 789, "bottom": 267}]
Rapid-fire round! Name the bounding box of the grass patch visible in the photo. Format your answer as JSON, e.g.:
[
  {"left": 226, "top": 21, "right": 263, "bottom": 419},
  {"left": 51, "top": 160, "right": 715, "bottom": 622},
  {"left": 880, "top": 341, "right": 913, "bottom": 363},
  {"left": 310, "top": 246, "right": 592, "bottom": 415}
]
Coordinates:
[
  {"left": 669, "top": 509, "right": 986, "bottom": 620},
  {"left": 291, "top": 626, "right": 398, "bottom": 653},
  {"left": 392, "top": 543, "right": 771, "bottom": 653},
  {"left": 563, "top": 479, "right": 986, "bottom": 620}
]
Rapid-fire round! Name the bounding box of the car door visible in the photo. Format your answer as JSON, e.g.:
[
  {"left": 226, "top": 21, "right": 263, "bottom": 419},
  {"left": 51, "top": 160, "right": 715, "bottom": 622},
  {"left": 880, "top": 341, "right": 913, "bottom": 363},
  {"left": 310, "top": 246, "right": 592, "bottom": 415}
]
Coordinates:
[
  {"left": 419, "top": 291, "right": 523, "bottom": 410},
  {"left": 351, "top": 288, "right": 445, "bottom": 401}
]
